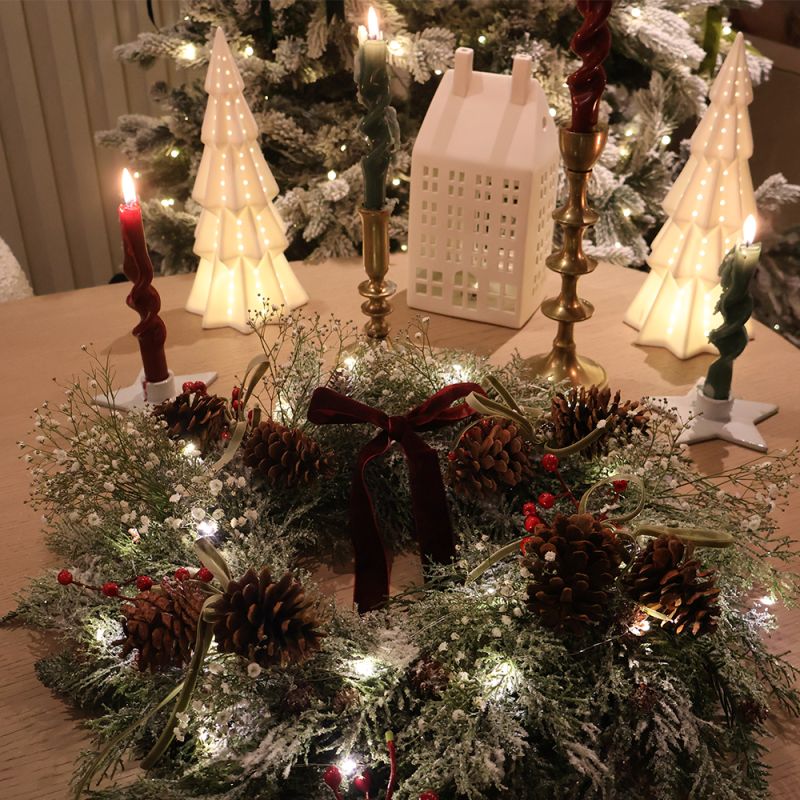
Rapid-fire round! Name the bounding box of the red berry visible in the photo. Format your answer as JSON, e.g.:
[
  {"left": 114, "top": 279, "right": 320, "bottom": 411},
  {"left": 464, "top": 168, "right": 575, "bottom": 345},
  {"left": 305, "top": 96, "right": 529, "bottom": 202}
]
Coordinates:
[
  {"left": 613, "top": 479, "right": 629, "bottom": 494},
  {"left": 522, "top": 501, "right": 536, "bottom": 516},
  {"left": 447, "top": 451, "right": 457, "bottom": 462},
  {"left": 57, "top": 569, "right": 73, "bottom": 586},
  {"left": 419, "top": 793, "right": 440, "bottom": 800},
  {"left": 101, "top": 581, "right": 119, "bottom": 597},
  {"left": 232, "top": 399, "right": 240, "bottom": 412},
  {"left": 247, "top": 409, "right": 254, "bottom": 423},
  {"left": 353, "top": 773, "right": 372, "bottom": 793},
  {"left": 193, "top": 381, "right": 207, "bottom": 395},
  {"left": 174, "top": 567, "right": 190, "bottom": 582},
  {"left": 135, "top": 575, "right": 153, "bottom": 591},
  {"left": 231, "top": 386, "right": 241, "bottom": 401},
  {"left": 524, "top": 515, "right": 542, "bottom": 532},
  {"left": 182, "top": 381, "right": 193, "bottom": 393},
  {"left": 520, "top": 536, "right": 534, "bottom": 554},
  {"left": 541, "top": 453, "right": 559, "bottom": 472},
  {"left": 197, "top": 567, "right": 213, "bottom": 582},
  {"left": 537, "top": 492, "right": 555, "bottom": 509},
  {"left": 221, "top": 429, "right": 232, "bottom": 441},
  {"left": 323, "top": 766, "right": 342, "bottom": 790}
]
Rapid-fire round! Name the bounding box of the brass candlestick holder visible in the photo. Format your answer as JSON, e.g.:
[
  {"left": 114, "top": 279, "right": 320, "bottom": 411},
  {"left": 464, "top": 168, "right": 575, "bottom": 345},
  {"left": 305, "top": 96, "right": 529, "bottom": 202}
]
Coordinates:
[
  {"left": 523, "top": 127, "right": 608, "bottom": 388},
  {"left": 358, "top": 207, "right": 395, "bottom": 340}
]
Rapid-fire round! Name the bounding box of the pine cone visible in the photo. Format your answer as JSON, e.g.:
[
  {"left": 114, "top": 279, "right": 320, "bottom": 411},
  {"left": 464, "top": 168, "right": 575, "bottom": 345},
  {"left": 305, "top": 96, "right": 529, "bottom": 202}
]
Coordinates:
[
  {"left": 332, "top": 686, "right": 361, "bottom": 714},
  {"left": 280, "top": 682, "right": 317, "bottom": 714},
  {"left": 154, "top": 391, "right": 229, "bottom": 454},
  {"left": 410, "top": 657, "right": 450, "bottom": 697},
  {"left": 630, "top": 682, "right": 659, "bottom": 714},
  {"left": 623, "top": 535, "right": 720, "bottom": 636},
  {"left": 119, "top": 579, "right": 205, "bottom": 672},
  {"left": 449, "top": 418, "right": 533, "bottom": 498},
  {"left": 242, "top": 419, "right": 333, "bottom": 489},
  {"left": 549, "top": 386, "right": 649, "bottom": 457},
  {"left": 211, "top": 567, "right": 323, "bottom": 667},
  {"left": 521, "top": 513, "right": 624, "bottom": 634}
]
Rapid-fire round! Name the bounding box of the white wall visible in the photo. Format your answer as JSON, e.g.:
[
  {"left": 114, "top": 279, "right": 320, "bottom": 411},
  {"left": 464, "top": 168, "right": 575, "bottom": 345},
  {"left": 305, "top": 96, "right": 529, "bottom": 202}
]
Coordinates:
[{"left": 0, "top": 0, "right": 182, "bottom": 295}]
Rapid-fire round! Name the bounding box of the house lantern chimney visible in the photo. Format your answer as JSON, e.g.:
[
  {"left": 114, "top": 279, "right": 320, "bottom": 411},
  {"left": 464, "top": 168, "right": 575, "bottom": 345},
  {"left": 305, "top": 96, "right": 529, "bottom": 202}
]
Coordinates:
[
  {"left": 510, "top": 54, "right": 532, "bottom": 105},
  {"left": 452, "top": 47, "right": 473, "bottom": 97}
]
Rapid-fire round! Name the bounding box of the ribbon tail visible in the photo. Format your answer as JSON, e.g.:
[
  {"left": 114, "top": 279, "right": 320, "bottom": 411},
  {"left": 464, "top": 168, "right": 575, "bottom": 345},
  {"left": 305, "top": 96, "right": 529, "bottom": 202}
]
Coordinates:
[
  {"left": 406, "top": 444, "right": 456, "bottom": 567},
  {"left": 350, "top": 437, "right": 391, "bottom": 613}
]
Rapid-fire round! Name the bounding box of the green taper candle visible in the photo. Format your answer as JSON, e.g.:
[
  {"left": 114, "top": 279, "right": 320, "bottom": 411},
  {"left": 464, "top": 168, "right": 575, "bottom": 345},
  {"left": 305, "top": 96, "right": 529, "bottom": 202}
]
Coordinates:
[
  {"left": 703, "top": 215, "right": 761, "bottom": 401},
  {"left": 355, "top": 7, "right": 399, "bottom": 211}
]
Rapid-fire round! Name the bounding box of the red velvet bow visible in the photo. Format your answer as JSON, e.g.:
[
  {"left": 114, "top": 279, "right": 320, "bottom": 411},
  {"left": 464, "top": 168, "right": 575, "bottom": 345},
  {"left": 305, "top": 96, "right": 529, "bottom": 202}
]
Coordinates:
[{"left": 307, "top": 382, "right": 484, "bottom": 612}]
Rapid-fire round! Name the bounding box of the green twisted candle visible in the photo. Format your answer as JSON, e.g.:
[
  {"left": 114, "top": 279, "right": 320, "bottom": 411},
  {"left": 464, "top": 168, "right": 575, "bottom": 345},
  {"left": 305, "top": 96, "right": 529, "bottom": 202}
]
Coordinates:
[
  {"left": 356, "top": 11, "right": 399, "bottom": 211},
  {"left": 703, "top": 223, "right": 761, "bottom": 401}
]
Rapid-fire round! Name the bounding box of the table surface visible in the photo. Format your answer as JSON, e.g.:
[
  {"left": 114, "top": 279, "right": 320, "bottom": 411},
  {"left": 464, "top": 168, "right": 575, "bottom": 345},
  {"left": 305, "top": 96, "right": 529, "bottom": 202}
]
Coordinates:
[{"left": 1, "top": 255, "right": 798, "bottom": 799}]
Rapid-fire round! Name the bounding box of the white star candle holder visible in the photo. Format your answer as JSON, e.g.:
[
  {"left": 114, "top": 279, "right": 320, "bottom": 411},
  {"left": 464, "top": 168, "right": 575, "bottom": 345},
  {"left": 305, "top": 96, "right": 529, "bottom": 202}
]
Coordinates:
[
  {"left": 95, "top": 369, "right": 218, "bottom": 412},
  {"left": 656, "top": 378, "right": 777, "bottom": 452}
]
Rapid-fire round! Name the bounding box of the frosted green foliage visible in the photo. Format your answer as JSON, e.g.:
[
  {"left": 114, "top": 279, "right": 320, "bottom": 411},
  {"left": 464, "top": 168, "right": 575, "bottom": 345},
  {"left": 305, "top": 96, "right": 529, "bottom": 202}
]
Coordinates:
[
  {"left": 98, "top": 0, "right": 797, "bottom": 275},
  {"left": 8, "top": 311, "right": 800, "bottom": 798}
]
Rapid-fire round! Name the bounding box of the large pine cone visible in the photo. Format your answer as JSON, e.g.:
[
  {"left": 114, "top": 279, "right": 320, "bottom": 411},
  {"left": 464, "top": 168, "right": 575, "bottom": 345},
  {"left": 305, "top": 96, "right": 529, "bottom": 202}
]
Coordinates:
[
  {"left": 119, "top": 579, "right": 205, "bottom": 672},
  {"left": 549, "top": 386, "right": 649, "bottom": 457},
  {"left": 243, "top": 419, "right": 333, "bottom": 489},
  {"left": 211, "top": 567, "right": 323, "bottom": 667},
  {"left": 449, "top": 417, "right": 533, "bottom": 498},
  {"left": 154, "top": 390, "right": 229, "bottom": 454},
  {"left": 623, "top": 535, "right": 720, "bottom": 636},
  {"left": 410, "top": 657, "right": 450, "bottom": 697},
  {"left": 521, "top": 513, "right": 625, "bottom": 634}
]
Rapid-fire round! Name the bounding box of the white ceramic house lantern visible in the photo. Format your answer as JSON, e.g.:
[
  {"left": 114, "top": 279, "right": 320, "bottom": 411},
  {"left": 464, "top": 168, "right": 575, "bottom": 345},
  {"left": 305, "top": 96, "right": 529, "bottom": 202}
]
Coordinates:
[
  {"left": 186, "top": 28, "right": 307, "bottom": 333},
  {"left": 624, "top": 33, "right": 756, "bottom": 359},
  {"left": 407, "top": 48, "right": 559, "bottom": 328}
]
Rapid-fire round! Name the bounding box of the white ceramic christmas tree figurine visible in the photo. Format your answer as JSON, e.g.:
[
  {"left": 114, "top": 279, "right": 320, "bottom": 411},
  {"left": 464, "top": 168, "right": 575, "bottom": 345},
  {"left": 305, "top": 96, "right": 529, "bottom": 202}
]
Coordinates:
[
  {"left": 186, "top": 27, "right": 307, "bottom": 333},
  {"left": 624, "top": 32, "right": 756, "bottom": 359}
]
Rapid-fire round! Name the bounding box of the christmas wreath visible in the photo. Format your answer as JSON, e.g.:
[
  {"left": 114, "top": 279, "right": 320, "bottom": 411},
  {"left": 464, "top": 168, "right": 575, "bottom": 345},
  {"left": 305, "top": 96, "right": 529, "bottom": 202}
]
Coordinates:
[{"left": 9, "top": 313, "right": 799, "bottom": 800}]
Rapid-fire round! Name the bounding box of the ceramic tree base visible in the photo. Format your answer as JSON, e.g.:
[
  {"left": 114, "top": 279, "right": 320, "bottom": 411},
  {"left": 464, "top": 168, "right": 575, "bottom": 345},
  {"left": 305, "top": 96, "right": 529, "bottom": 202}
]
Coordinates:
[
  {"left": 95, "top": 369, "right": 218, "bottom": 411},
  {"left": 657, "top": 379, "right": 778, "bottom": 452}
]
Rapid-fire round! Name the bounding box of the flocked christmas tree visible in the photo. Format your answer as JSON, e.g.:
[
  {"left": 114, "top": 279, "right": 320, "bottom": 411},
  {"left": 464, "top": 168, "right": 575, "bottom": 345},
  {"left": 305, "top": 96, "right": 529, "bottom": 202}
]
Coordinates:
[
  {"left": 185, "top": 27, "right": 307, "bottom": 333},
  {"left": 624, "top": 32, "right": 756, "bottom": 359},
  {"left": 98, "top": 0, "right": 800, "bottom": 341}
]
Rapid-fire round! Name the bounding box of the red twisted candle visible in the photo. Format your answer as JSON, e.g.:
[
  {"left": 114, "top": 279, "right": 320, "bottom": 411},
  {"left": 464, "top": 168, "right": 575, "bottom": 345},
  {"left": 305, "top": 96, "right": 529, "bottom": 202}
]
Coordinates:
[
  {"left": 119, "top": 169, "right": 169, "bottom": 384},
  {"left": 567, "top": 0, "right": 613, "bottom": 133}
]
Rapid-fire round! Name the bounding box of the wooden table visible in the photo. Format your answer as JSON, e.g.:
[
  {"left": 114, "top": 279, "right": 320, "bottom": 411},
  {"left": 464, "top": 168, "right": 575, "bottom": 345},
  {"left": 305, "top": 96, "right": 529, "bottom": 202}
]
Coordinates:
[{"left": 1, "top": 255, "right": 798, "bottom": 798}]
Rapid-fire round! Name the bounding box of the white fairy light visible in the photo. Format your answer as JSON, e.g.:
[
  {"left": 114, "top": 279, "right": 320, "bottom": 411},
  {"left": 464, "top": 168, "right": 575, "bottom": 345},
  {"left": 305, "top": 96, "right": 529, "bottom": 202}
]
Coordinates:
[
  {"left": 180, "top": 43, "right": 197, "bottom": 61},
  {"left": 478, "top": 34, "right": 487, "bottom": 44},
  {"left": 327, "top": 170, "right": 337, "bottom": 180},
  {"left": 661, "top": 134, "right": 671, "bottom": 145},
  {"left": 351, "top": 656, "right": 377, "bottom": 678},
  {"left": 400, "top": 243, "right": 408, "bottom": 252},
  {"left": 160, "top": 198, "right": 175, "bottom": 207},
  {"left": 344, "top": 356, "right": 357, "bottom": 370},
  {"left": 622, "top": 208, "right": 631, "bottom": 218},
  {"left": 434, "top": 69, "right": 443, "bottom": 76},
  {"left": 340, "top": 143, "right": 347, "bottom": 151},
  {"left": 133, "top": 170, "right": 141, "bottom": 179},
  {"left": 548, "top": 107, "right": 556, "bottom": 117},
  {"left": 340, "top": 757, "right": 358, "bottom": 776},
  {"left": 759, "top": 595, "right": 776, "bottom": 606},
  {"left": 630, "top": 6, "right": 641, "bottom": 17},
  {"left": 391, "top": 177, "right": 401, "bottom": 186},
  {"left": 197, "top": 519, "right": 219, "bottom": 539},
  {"left": 482, "top": 659, "right": 521, "bottom": 698},
  {"left": 243, "top": 45, "right": 254, "bottom": 57},
  {"left": 169, "top": 148, "right": 180, "bottom": 158},
  {"left": 182, "top": 442, "right": 199, "bottom": 457}
]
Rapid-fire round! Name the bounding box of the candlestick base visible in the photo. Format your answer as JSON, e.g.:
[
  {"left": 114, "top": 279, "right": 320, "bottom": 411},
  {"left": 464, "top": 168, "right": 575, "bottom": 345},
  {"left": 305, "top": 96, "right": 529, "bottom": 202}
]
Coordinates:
[
  {"left": 95, "top": 369, "right": 218, "bottom": 411},
  {"left": 359, "top": 207, "right": 394, "bottom": 340},
  {"left": 655, "top": 379, "right": 778, "bottom": 453}
]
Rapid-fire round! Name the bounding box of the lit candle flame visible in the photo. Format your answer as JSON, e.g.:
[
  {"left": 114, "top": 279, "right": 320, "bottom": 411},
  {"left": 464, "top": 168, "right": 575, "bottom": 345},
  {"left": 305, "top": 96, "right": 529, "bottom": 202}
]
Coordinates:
[
  {"left": 121, "top": 168, "right": 138, "bottom": 205},
  {"left": 743, "top": 214, "right": 756, "bottom": 246},
  {"left": 367, "top": 6, "right": 380, "bottom": 39}
]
